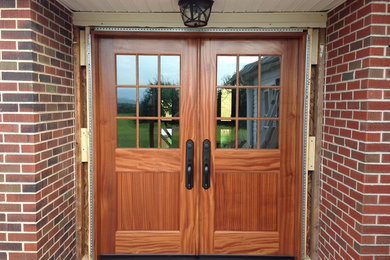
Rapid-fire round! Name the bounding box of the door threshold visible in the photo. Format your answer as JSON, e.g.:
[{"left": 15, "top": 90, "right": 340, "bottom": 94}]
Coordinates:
[{"left": 100, "top": 255, "right": 294, "bottom": 260}]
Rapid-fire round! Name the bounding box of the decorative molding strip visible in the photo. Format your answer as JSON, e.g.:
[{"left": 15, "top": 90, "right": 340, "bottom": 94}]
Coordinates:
[
  {"left": 302, "top": 34, "right": 311, "bottom": 260},
  {"left": 87, "top": 33, "right": 95, "bottom": 260},
  {"left": 94, "top": 27, "right": 304, "bottom": 33}
]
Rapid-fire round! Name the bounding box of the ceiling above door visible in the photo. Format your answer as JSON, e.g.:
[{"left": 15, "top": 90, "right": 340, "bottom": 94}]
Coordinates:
[{"left": 58, "top": 0, "right": 345, "bottom": 13}]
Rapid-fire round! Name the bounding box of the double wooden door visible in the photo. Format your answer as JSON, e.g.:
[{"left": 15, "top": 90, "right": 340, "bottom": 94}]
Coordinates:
[{"left": 95, "top": 35, "right": 304, "bottom": 259}]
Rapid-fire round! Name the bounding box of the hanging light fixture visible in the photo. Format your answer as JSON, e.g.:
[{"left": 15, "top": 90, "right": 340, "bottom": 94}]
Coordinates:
[{"left": 178, "top": 0, "right": 214, "bottom": 27}]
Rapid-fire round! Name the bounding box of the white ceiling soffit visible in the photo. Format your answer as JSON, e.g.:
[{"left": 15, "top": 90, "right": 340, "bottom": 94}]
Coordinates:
[{"left": 59, "top": 0, "right": 345, "bottom": 13}]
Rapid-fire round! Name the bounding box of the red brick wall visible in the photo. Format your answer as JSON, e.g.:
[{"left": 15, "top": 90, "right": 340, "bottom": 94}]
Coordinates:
[
  {"left": 320, "top": 0, "right": 390, "bottom": 259},
  {"left": 0, "top": 0, "right": 75, "bottom": 259}
]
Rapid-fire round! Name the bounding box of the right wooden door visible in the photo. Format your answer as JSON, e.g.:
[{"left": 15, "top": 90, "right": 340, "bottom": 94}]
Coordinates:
[{"left": 199, "top": 38, "right": 304, "bottom": 258}]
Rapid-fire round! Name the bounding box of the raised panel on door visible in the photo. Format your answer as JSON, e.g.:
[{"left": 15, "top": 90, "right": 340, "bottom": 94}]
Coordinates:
[
  {"left": 96, "top": 38, "right": 198, "bottom": 256},
  {"left": 199, "top": 38, "right": 303, "bottom": 258}
]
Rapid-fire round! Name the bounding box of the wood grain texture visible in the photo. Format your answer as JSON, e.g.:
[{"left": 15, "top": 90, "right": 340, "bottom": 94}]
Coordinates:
[
  {"left": 214, "top": 150, "right": 280, "bottom": 172},
  {"left": 214, "top": 172, "right": 277, "bottom": 231},
  {"left": 278, "top": 38, "right": 300, "bottom": 256},
  {"left": 115, "top": 231, "right": 181, "bottom": 254},
  {"left": 74, "top": 27, "right": 90, "bottom": 260},
  {"left": 179, "top": 38, "right": 199, "bottom": 255},
  {"left": 96, "top": 37, "right": 198, "bottom": 256},
  {"left": 118, "top": 172, "right": 180, "bottom": 230},
  {"left": 199, "top": 38, "right": 303, "bottom": 258},
  {"left": 97, "top": 37, "right": 118, "bottom": 255},
  {"left": 213, "top": 232, "right": 279, "bottom": 255},
  {"left": 95, "top": 34, "right": 305, "bottom": 259},
  {"left": 115, "top": 150, "right": 181, "bottom": 172},
  {"left": 74, "top": 27, "right": 83, "bottom": 260},
  {"left": 199, "top": 39, "right": 216, "bottom": 254}
]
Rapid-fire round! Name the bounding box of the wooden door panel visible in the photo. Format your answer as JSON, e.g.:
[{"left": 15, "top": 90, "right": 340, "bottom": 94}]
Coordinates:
[
  {"left": 115, "top": 231, "right": 181, "bottom": 254},
  {"left": 118, "top": 172, "right": 180, "bottom": 230},
  {"left": 213, "top": 232, "right": 279, "bottom": 255},
  {"left": 116, "top": 150, "right": 181, "bottom": 172},
  {"left": 214, "top": 172, "right": 277, "bottom": 231},
  {"left": 214, "top": 150, "right": 280, "bottom": 172}
]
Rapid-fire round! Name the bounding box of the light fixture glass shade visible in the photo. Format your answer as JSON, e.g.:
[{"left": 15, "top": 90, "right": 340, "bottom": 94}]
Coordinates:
[{"left": 178, "top": 0, "right": 214, "bottom": 27}]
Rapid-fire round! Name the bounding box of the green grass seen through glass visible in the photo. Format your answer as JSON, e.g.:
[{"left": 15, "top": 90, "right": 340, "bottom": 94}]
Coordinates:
[
  {"left": 117, "top": 120, "right": 180, "bottom": 149},
  {"left": 117, "top": 119, "right": 136, "bottom": 148}
]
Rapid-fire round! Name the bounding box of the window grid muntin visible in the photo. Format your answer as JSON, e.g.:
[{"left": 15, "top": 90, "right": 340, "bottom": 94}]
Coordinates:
[
  {"left": 115, "top": 54, "right": 181, "bottom": 149},
  {"left": 216, "top": 55, "right": 281, "bottom": 149}
]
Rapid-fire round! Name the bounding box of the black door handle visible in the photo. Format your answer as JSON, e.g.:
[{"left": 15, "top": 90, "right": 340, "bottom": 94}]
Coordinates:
[
  {"left": 202, "top": 139, "right": 211, "bottom": 189},
  {"left": 185, "top": 139, "right": 194, "bottom": 190}
]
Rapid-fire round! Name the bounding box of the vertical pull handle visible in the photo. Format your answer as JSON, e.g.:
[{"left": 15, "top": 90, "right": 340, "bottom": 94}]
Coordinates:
[
  {"left": 202, "top": 139, "right": 211, "bottom": 189},
  {"left": 185, "top": 139, "right": 194, "bottom": 190}
]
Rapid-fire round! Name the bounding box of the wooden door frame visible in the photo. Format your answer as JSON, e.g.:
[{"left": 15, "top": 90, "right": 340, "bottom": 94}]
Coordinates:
[{"left": 89, "top": 30, "right": 308, "bottom": 260}]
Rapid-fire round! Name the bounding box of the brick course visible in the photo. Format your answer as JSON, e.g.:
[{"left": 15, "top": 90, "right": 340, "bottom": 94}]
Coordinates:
[
  {"left": 0, "top": 0, "right": 75, "bottom": 259},
  {"left": 320, "top": 0, "right": 390, "bottom": 259}
]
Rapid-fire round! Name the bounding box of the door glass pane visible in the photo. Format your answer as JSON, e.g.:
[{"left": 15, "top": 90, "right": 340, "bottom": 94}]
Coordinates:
[
  {"left": 117, "top": 119, "right": 136, "bottom": 148},
  {"left": 260, "top": 88, "right": 280, "bottom": 118},
  {"left": 161, "top": 120, "right": 180, "bottom": 148},
  {"left": 139, "top": 120, "right": 158, "bottom": 148},
  {"left": 260, "top": 120, "right": 279, "bottom": 149},
  {"left": 161, "top": 56, "right": 180, "bottom": 85},
  {"left": 261, "top": 56, "right": 281, "bottom": 86},
  {"left": 238, "top": 120, "right": 257, "bottom": 149},
  {"left": 239, "top": 88, "right": 258, "bottom": 118},
  {"left": 239, "top": 56, "right": 258, "bottom": 86},
  {"left": 217, "top": 56, "right": 237, "bottom": 86},
  {"left": 116, "top": 55, "right": 136, "bottom": 85},
  {"left": 217, "top": 88, "right": 236, "bottom": 118},
  {"left": 117, "top": 88, "right": 136, "bottom": 117},
  {"left": 139, "top": 88, "right": 158, "bottom": 117},
  {"left": 217, "top": 120, "right": 236, "bottom": 148},
  {"left": 161, "top": 88, "right": 180, "bottom": 117},
  {"left": 139, "top": 55, "right": 158, "bottom": 85}
]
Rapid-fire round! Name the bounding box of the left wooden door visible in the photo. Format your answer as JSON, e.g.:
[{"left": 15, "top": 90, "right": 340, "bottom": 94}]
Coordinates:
[{"left": 96, "top": 37, "right": 198, "bottom": 255}]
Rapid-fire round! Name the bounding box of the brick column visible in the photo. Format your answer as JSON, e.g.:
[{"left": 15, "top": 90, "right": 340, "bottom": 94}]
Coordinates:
[
  {"left": 320, "top": 0, "right": 390, "bottom": 259},
  {"left": 0, "top": 0, "right": 75, "bottom": 259}
]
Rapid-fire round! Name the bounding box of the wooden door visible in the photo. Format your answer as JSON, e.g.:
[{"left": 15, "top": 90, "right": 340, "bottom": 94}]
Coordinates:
[
  {"left": 96, "top": 37, "right": 198, "bottom": 255},
  {"left": 95, "top": 35, "right": 303, "bottom": 259},
  {"left": 199, "top": 38, "right": 303, "bottom": 257}
]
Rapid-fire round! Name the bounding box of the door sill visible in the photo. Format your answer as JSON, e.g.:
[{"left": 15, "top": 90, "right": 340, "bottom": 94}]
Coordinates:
[{"left": 100, "top": 255, "right": 294, "bottom": 260}]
